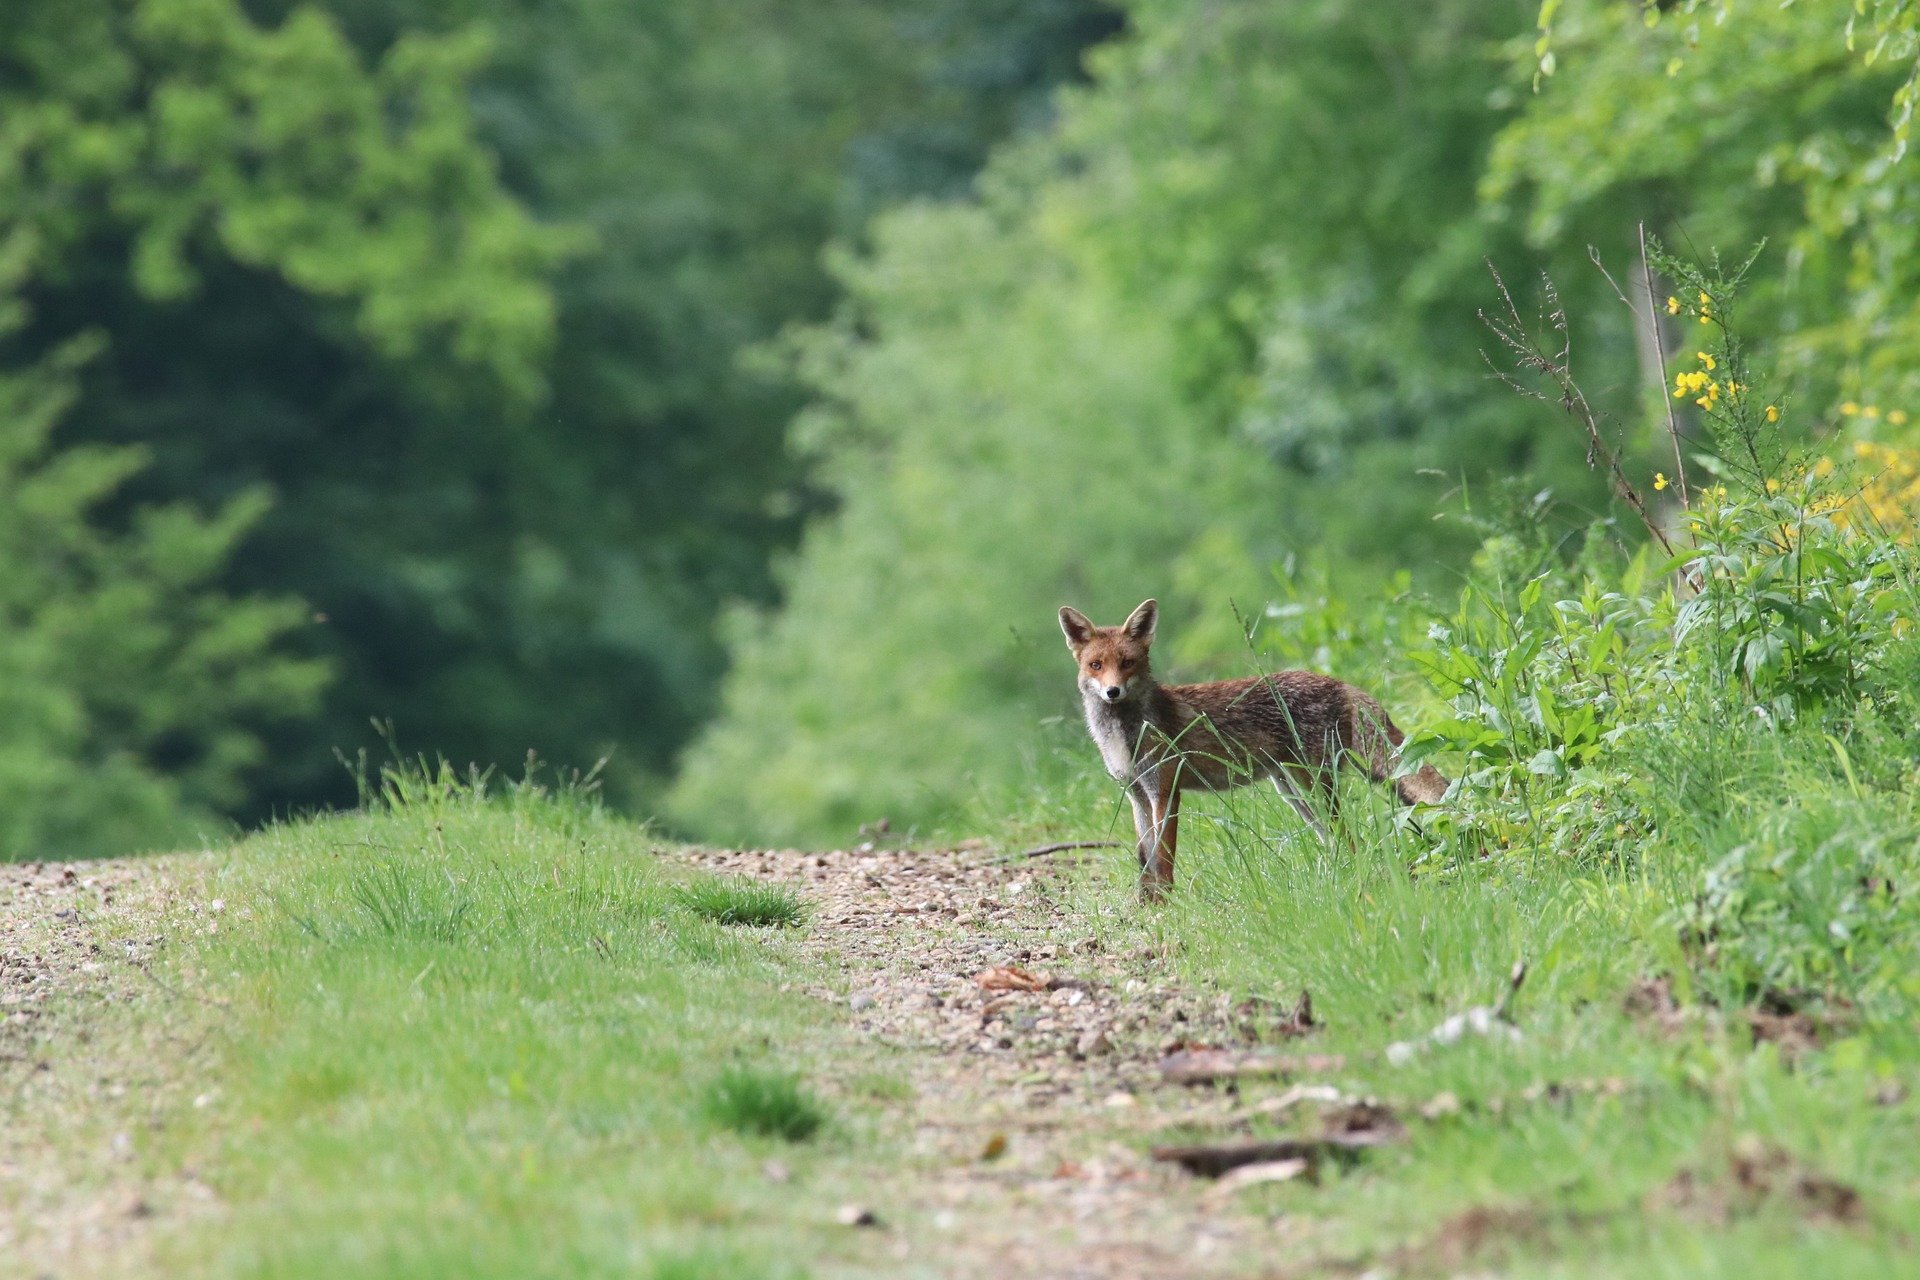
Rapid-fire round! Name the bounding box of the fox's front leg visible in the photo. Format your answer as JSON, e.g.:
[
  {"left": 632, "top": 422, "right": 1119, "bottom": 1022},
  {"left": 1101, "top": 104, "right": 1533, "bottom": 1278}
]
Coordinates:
[
  {"left": 1133, "top": 769, "right": 1180, "bottom": 900},
  {"left": 1126, "top": 783, "right": 1156, "bottom": 881}
]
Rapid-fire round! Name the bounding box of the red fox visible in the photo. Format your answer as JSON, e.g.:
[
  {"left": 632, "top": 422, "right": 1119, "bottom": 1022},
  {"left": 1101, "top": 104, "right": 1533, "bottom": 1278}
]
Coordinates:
[{"left": 1058, "top": 599, "right": 1448, "bottom": 897}]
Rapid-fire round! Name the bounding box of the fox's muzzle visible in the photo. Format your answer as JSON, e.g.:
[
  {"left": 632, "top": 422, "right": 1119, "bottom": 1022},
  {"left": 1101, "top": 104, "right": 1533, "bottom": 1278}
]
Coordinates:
[{"left": 1101, "top": 685, "right": 1124, "bottom": 702}]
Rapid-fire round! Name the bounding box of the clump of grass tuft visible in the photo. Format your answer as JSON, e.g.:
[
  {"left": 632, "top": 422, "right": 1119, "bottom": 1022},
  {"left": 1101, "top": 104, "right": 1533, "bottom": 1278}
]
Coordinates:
[
  {"left": 675, "top": 875, "right": 808, "bottom": 928},
  {"left": 700, "top": 1065, "right": 826, "bottom": 1141},
  {"left": 346, "top": 860, "right": 472, "bottom": 942}
]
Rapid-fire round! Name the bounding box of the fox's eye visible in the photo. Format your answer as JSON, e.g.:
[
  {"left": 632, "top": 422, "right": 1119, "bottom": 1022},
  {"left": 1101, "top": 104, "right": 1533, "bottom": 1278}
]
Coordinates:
[
  {"left": 1120, "top": 659, "right": 1134, "bottom": 670},
  {"left": 1087, "top": 660, "right": 1103, "bottom": 672}
]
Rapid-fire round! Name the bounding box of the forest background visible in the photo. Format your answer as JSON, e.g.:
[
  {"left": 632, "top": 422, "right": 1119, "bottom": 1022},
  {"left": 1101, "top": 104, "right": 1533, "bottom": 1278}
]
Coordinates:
[{"left": 6, "top": 0, "right": 1919, "bottom": 856}]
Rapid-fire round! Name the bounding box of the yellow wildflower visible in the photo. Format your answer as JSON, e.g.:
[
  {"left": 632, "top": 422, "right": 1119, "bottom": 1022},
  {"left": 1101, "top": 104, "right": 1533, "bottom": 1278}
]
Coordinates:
[
  {"left": 1765, "top": 405, "right": 1779, "bottom": 423},
  {"left": 1890, "top": 409, "right": 1910, "bottom": 426},
  {"left": 1697, "top": 351, "right": 1715, "bottom": 371},
  {"left": 1765, "top": 477, "right": 1781, "bottom": 494},
  {"left": 1842, "top": 401, "right": 1860, "bottom": 416},
  {"left": 1698, "top": 313, "right": 1711, "bottom": 325},
  {"left": 1666, "top": 296, "right": 1680, "bottom": 315},
  {"left": 1654, "top": 472, "right": 1669, "bottom": 491},
  {"left": 1864, "top": 405, "right": 1881, "bottom": 419},
  {"left": 1813, "top": 457, "right": 1835, "bottom": 478},
  {"left": 1698, "top": 291, "right": 1711, "bottom": 305}
]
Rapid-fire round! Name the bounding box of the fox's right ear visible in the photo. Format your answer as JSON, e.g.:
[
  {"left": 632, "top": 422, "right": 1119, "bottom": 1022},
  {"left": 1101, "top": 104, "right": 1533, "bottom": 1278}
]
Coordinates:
[{"left": 1058, "top": 606, "right": 1094, "bottom": 651}]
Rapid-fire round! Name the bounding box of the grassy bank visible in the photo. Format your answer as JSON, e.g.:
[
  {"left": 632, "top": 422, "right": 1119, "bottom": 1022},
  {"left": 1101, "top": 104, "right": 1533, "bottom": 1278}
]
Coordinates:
[
  {"left": 969, "top": 328, "right": 1920, "bottom": 1274},
  {"left": 107, "top": 768, "right": 874, "bottom": 1279}
]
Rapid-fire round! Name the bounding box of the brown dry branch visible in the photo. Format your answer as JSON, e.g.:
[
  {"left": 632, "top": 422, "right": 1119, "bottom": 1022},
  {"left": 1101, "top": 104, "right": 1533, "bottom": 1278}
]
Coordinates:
[{"left": 1480, "top": 261, "right": 1675, "bottom": 556}]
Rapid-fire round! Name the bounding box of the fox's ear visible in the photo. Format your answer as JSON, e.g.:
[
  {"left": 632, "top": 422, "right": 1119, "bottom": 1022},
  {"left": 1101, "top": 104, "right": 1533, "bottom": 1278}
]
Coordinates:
[
  {"left": 1123, "top": 598, "right": 1158, "bottom": 645},
  {"left": 1058, "top": 606, "right": 1094, "bottom": 650}
]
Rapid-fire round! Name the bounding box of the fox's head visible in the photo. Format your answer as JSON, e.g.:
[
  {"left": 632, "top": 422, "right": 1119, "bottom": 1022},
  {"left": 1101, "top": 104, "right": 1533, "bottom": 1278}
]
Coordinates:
[{"left": 1058, "top": 599, "right": 1157, "bottom": 706}]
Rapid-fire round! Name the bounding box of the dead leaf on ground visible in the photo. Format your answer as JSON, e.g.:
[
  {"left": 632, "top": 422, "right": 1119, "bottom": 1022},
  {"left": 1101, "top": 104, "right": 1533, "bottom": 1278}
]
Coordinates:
[
  {"left": 980, "top": 1133, "right": 1007, "bottom": 1161},
  {"left": 973, "top": 965, "right": 1050, "bottom": 992}
]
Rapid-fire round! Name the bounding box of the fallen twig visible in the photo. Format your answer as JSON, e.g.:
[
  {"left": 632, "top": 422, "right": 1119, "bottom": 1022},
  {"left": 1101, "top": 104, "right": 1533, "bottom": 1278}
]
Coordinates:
[
  {"left": 1152, "top": 1131, "right": 1392, "bottom": 1178},
  {"left": 997, "top": 840, "right": 1123, "bottom": 863}
]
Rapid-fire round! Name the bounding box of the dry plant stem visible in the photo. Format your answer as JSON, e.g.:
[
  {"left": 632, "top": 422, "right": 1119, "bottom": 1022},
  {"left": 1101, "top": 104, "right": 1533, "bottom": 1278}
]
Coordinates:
[
  {"left": 1639, "top": 223, "right": 1690, "bottom": 510},
  {"left": 1585, "top": 235, "right": 1692, "bottom": 514},
  {"left": 1480, "top": 262, "right": 1675, "bottom": 556}
]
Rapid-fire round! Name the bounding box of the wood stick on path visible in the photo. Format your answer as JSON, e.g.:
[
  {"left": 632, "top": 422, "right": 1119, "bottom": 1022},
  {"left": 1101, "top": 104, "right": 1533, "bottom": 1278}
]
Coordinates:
[{"left": 1000, "top": 840, "right": 1124, "bottom": 863}]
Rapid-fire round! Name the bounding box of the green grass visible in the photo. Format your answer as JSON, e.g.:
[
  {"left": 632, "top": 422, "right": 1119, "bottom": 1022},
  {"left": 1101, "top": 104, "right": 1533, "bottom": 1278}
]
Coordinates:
[
  {"left": 1002, "top": 758, "right": 1920, "bottom": 1279},
  {"left": 701, "top": 1066, "right": 827, "bottom": 1141},
  {"left": 122, "top": 772, "right": 869, "bottom": 1279},
  {"left": 675, "top": 875, "right": 810, "bottom": 928}
]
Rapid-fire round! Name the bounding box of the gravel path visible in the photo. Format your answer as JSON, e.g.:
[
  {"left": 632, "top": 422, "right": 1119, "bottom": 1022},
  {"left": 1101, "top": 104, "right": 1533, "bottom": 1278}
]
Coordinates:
[
  {"left": 0, "top": 858, "right": 210, "bottom": 1277},
  {"left": 3, "top": 846, "right": 1333, "bottom": 1279},
  {"left": 681, "top": 844, "right": 1323, "bottom": 1279}
]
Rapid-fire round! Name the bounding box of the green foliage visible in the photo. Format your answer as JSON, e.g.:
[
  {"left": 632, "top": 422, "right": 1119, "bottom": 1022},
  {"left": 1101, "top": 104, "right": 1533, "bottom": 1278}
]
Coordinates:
[
  {"left": 1500, "top": 1, "right": 1920, "bottom": 410},
  {"left": 672, "top": 0, "right": 1603, "bottom": 842},
  {"left": 668, "top": 195, "right": 1277, "bottom": 842},
  {"left": 679, "top": 0, "right": 1920, "bottom": 843},
  {"left": 0, "top": 0, "right": 570, "bottom": 395},
  {"left": 699, "top": 1066, "right": 827, "bottom": 1142},
  {"left": 0, "top": 313, "right": 327, "bottom": 859},
  {"left": 2, "top": 0, "right": 1120, "bottom": 835},
  {"left": 675, "top": 876, "right": 809, "bottom": 929}
]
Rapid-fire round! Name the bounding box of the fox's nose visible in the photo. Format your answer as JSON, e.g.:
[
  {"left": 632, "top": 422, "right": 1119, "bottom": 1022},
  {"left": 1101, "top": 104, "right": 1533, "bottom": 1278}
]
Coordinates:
[{"left": 1102, "top": 685, "right": 1123, "bottom": 702}]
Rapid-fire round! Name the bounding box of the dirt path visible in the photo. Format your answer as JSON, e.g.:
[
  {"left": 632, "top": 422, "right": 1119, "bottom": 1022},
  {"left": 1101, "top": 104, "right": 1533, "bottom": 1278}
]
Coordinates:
[
  {"left": 0, "top": 858, "right": 215, "bottom": 1276},
  {"left": 682, "top": 844, "right": 1328, "bottom": 1279},
  {"left": 5, "top": 846, "right": 1337, "bottom": 1280}
]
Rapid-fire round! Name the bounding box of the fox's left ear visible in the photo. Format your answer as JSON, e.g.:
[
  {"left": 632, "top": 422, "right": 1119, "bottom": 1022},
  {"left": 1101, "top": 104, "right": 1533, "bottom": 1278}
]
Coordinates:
[{"left": 1123, "top": 598, "right": 1158, "bottom": 645}]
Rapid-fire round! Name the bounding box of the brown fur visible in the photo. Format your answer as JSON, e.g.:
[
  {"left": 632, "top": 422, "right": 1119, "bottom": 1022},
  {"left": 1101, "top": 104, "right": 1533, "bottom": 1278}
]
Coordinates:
[{"left": 1059, "top": 598, "right": 1448, "bottom": 898}]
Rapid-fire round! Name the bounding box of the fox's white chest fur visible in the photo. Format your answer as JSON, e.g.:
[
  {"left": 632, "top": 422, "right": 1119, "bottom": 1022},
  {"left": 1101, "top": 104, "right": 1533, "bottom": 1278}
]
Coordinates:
[{"left": 1082, "top": 693, "right": 1146, "bottom": 783}]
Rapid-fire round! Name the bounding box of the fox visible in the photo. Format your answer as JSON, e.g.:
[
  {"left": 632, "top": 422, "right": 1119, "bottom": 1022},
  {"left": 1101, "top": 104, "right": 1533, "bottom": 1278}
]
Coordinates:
[{"left": 1058, "top": 598, "right": 1448, "bottom": 898}]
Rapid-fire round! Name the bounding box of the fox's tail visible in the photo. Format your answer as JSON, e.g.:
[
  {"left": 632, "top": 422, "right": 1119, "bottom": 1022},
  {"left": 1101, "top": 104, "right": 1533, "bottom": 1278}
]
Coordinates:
[{"left": 1348, "top": 695, "right": 1450, "bottom": 806}]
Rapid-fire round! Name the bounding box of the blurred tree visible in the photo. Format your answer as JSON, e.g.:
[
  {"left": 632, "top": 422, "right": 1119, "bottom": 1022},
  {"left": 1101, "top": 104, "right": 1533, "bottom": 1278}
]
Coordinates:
[
  {"left": 674, "top": 0, "right": 1920, "bottom": 843},
  {"left": 1497, "top": 1, "right": 1920, "bottom": 413},
  {"left": 669, "top": 0, "right": 1603, "bottom": 842},
  {"left": 0, "top": 288, "right": 328, "bottom": 859},
  {"left": 5, "top": 0, "right": 1121, "bottom": 824},
  {"left": 1, "top": 0, "right": 575, "bottom": 824}
]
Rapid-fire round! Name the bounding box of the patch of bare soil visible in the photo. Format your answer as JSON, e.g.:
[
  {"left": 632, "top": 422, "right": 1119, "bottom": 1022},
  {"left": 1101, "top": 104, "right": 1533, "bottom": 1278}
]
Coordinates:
[
  {"left": 0, "top": 858, "right": 213, "bottom": 1277},
  {"left": 681, "top": 845, "right": 1363, "bottom": 1279}
]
